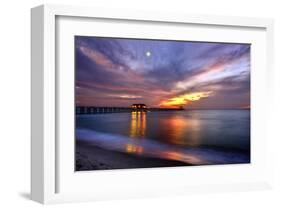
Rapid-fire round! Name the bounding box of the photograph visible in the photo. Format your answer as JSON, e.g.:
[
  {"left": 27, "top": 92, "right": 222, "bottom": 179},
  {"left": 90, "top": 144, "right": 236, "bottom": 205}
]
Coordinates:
[{"left": 75, "top": 36, "right": 251, "bottom": 171}]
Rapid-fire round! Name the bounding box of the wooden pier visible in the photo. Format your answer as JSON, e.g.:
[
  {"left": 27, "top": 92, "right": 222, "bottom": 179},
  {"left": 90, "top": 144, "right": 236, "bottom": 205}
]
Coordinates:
[
  {"left": 76, "top": 105, "right": 184, "bottom": 114},
  {"left": 76, "top": 106, "right": 133, "bottom": 114}
]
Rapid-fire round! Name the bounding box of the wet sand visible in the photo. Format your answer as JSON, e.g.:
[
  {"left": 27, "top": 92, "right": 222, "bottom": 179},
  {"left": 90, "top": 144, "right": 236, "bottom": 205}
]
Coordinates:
[{"left": 76, "top": 140, "right": 190, "bottom": 171}]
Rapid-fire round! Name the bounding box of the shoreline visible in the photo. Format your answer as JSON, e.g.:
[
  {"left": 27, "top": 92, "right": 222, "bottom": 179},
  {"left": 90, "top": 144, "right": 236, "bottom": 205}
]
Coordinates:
[{"left": 76, "top": 140, "right": 190, "bottom": 171}]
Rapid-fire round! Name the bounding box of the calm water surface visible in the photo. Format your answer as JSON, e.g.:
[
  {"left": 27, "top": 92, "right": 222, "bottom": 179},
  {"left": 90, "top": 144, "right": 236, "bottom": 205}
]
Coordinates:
[{"left": 76, "top": 110, "right": 250, "bottom": 165}]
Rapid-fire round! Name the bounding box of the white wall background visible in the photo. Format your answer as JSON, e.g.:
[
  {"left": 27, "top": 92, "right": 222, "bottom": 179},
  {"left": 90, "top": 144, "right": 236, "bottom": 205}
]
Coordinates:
[{"left": 0, "top": 0, "right": 280, "bottom": 208}]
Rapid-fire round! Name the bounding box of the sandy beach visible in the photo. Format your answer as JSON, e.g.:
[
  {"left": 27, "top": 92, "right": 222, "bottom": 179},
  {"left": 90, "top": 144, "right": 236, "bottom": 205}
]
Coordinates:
[{"left": 76, "top": 140, "right": 190, "bottom": 171}]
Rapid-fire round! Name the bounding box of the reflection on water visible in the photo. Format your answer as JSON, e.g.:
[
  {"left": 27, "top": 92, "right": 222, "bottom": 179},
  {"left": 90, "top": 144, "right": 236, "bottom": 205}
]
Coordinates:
[
  {"left": 76, "top": 129, "right": 206, "bottom": 164},
  {"left": 76, "top": 128, "right": 249, "bottom": 165},
  {"left": 126, "top": 144, "right": 144, "bottom": 154},
  {"left": 159, "top": 151, "right": 203, "bottom": 164},
  {"left": 130, "top": 112, "right": 146, "bottom": 138},
  {"left": 128, "top": 112, "right": 202, "bottom": 162},
  {"left": 129, "top": 111, "right": 201, "bottom": 146},
  {"left": 158, "top": 115, "right": 201, "bottom": 146},
  {"left": 159, "top": 116, "right": 187, "bottom": 145},
  {"left": 76, "top": 110, "right": 250, "bottom": 165}
]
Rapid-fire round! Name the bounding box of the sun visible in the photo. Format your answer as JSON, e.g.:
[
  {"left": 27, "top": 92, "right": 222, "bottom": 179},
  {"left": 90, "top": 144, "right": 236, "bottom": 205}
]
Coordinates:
[{"left": 145, "top": 51, "right": 151, "bottom": 57}]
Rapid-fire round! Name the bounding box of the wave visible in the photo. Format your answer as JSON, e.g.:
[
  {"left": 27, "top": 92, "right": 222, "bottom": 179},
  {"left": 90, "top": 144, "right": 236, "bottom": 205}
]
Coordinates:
[{"left": 76, "top": 129, "right": 249, "bottom": 165}]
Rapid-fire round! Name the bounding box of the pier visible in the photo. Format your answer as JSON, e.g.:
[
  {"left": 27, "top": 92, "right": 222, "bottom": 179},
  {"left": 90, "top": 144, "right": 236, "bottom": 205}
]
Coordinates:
[
  {"left": 76, "top": 106, "right": 133, "bottom": 114},
  {"left": 76, "top": 104, "right": 184, "bottom": 114}
]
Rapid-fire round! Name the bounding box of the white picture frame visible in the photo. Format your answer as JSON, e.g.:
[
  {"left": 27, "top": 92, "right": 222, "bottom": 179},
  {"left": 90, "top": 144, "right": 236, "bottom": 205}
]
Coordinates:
[{"left": 31, "top": 4, "right": 274, "bottom": 204}]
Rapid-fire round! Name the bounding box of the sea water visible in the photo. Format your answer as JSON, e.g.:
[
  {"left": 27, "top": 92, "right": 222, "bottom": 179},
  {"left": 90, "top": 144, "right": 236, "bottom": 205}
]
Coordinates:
[{"left": 76, "top": 110, "right": 250, "bottom": 165}]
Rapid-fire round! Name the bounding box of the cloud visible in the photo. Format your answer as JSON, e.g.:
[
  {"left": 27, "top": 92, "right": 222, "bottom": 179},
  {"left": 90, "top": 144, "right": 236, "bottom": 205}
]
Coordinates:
[
  {"left": 174, "top": 44, "right": 250, "bottom": 91},
  {"left": 160, "top": 91, "right": 212, "bottom": 108},
  {"left": 75, "top": 36, "right": 250, "bottom": 109}
]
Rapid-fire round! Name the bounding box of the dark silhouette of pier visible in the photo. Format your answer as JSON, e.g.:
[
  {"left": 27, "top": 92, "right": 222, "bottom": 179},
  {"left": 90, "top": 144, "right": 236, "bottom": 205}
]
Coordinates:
[{"left": 76, "top": 104, "right": 184, "bottom": 114}]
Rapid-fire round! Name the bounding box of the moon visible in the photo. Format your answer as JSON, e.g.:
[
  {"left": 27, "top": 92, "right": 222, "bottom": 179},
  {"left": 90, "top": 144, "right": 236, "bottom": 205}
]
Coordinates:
[{"left": 145, "top": 51, "right": 151, "bottom": 57}]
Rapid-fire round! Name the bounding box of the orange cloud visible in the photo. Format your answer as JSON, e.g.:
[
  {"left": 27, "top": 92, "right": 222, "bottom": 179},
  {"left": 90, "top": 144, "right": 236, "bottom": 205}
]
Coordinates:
[{"left": 159, "top": 91, "right": 212, "bottom": 108}]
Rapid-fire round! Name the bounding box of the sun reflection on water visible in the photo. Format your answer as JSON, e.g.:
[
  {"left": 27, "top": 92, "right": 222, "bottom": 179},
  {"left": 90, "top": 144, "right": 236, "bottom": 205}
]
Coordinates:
[
  {"left": 126, "top": 111, "right": 204, "bottom": 164},
  {"left": 159, "top": 115, "right": 201, "bottom": 146}
]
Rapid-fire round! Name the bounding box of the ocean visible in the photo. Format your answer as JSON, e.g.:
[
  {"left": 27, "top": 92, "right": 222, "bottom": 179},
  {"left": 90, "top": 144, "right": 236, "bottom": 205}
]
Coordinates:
[{"left": 76, "top": 110, "right": 250, "bottom": 166}]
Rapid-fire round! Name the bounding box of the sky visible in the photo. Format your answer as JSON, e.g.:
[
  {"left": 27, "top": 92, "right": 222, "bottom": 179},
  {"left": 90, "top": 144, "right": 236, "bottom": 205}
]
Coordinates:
[{"left": 75, "top": 36, "right": 250, "bottom": 109}]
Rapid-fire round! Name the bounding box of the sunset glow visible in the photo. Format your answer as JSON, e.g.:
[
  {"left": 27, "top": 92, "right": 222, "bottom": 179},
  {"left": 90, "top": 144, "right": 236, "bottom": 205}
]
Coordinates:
[
  {"left": 160, "top": 91, "right": 212, "bottom": 108},
  {"left": 75, "top": 36, "right": 250, "bottom": 109}
]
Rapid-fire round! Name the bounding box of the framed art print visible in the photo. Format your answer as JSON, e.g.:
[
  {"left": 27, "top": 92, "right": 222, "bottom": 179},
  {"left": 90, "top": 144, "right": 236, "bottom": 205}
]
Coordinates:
[
  {"left": 31, "top": 4, "right": 274, "bottom": 204},
  {"left": 75, "top": 36, "right": 251, "bottom": 171}
]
